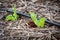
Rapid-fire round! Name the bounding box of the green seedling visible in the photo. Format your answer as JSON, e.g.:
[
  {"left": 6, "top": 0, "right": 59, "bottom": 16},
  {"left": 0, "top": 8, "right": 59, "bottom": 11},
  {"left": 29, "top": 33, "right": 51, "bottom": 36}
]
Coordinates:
[
  {"left": 29, "top": 12, "right": 46, "bottom": 28},
  {"left": 6, "top": 5, "right": 19, "bottom": 21}
]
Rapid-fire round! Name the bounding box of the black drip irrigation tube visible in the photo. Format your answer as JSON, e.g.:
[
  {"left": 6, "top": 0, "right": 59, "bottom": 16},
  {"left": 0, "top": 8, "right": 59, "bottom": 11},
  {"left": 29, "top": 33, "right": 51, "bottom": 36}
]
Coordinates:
[{"left": 0, "top": 8, "right": 60, "bottom": 27}]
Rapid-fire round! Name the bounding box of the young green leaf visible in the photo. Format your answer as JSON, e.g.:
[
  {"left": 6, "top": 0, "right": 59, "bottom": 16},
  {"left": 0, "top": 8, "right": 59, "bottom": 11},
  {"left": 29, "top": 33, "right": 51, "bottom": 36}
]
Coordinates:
[
  {"left": 29, "top": 12, "right": 38, "bottom": 23},
  {"left": 13, "top": 4, "right": 19, "bottom": 20},
  {"left": 6, "top": 15, "right": 13, "bottom": 21},
  {"left": 38, "top": 17, "right": 46, "bottom": 28},
  {"left": 29, "top": 12, "right": 46, "bottom": 28}
]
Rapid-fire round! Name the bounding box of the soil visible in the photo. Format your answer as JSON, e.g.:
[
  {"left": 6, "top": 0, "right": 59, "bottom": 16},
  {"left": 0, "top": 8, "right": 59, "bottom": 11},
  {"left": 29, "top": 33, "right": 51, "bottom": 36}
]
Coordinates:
[{"left": 0, "top": 0, "right": 60, "bottom": 40}]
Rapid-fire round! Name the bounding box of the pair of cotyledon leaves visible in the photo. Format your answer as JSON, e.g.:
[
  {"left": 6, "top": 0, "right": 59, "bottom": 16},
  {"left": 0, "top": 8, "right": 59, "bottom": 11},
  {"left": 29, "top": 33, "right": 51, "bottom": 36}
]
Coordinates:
[
  {"left": 6, "top": 5, "right": 19, "bottom": 21},
  {"left": 29, "top": 12, "right": 46, "bottom": 28}
]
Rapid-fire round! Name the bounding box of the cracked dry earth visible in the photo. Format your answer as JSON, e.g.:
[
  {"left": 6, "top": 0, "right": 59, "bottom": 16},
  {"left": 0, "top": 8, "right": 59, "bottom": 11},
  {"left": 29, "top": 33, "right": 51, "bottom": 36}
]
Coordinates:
[{"left": 0, "top": 0, "right": 60, "bottom": 40}]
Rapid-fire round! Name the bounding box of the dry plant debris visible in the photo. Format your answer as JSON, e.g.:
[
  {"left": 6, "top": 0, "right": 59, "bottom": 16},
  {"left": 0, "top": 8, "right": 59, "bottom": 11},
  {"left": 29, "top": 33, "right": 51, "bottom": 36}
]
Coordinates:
[{"left": 0, "top": 0, "right": 60, "bottom": 40}]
